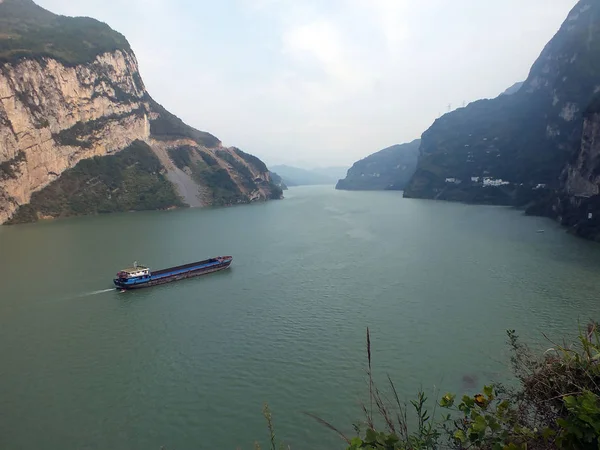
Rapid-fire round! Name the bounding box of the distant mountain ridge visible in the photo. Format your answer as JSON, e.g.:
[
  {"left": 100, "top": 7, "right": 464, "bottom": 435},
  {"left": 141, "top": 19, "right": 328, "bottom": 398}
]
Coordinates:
[
  {"left": 336, "top": 140, "right": 421, "bottom": 191},
  {"left": 270, "top": 165, "right": 348, "bottom": 186}
]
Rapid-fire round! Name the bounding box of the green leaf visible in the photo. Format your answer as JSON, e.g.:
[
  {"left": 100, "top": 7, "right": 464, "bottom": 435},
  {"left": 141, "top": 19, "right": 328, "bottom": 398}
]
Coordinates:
[
  {"left": 365, "top": 429, "right": 377, "bottom": 444},
  {"left": 484, "top": 385, "right": 494, "bottom": 398},
  {"left": 349, "top": 437, "right": 363, "bottom": 447},
  {"left": 454, "top": 429, "right": 467, "bottom": 443},
  {"left": 375, "top": 433, "right": 387, "bottom": 446},
  {"left": 542, "top": 427, "right": 556, "bottom": 440},
  {"left": 440, "top": 393, "right": 456, "bottom": 408},
  {"left": 472, "top": 415, "right": 488, "bottom": 433},
  {"left": 463, "top": 395, "right": 475, "bottom": 408},
  {"left": 489, "top": 420, "right": 501, "bottom": 432},
  {"left": 498, "top": 400, "right": 511, "bottom": 412},
  {"left": 385, "top": 434, "right": 399, "bottom": 445},
  {"left": 564, "top": 396, "right": 577, "bottom": 409}
]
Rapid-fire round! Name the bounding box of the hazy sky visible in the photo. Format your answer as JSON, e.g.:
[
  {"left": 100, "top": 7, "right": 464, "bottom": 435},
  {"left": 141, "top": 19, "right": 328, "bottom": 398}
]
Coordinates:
[{"left": 37, "top": 0, "right": 577, "bottom": 168}]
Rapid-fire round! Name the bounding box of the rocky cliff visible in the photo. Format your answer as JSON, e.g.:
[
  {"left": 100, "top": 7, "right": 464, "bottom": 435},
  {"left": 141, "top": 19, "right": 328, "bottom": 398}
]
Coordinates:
[
  {"left": 549, "top": 97, "right": 600, "bottom": 241},
  {"left": 404, "top": 0, "right": 600, "bottom": 207},
  {"left": 0, "top": 0, "right": 281, "bottom": 224},
  {"left": 336, "top": 139, "right": 420, "bottom": 191}
]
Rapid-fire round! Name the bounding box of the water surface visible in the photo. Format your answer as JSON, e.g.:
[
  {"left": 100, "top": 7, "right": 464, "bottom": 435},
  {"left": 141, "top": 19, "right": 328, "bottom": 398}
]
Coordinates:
[{"left": 1, "top": 186, "right": 599, "bottom": 449}]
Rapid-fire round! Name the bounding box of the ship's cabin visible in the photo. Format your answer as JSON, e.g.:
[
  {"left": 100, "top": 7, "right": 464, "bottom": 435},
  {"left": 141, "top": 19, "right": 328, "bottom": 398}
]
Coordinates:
[{"left": 117, "top": 264, "right": 151, "bottom": 280}]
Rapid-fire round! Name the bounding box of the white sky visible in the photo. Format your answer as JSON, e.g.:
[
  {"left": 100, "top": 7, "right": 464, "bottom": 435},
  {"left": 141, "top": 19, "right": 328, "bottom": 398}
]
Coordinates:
[{"left": 36, "top": 0, "right": 578, "bottom": 167}]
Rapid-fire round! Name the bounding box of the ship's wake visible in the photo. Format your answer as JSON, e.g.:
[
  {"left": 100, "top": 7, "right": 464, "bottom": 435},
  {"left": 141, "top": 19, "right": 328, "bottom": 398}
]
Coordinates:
[
  {"left": 81, "top": 288, "right": 116, "bottom": 297},
  {"left": 36, "top": 288, "right": 116, "bottom": 306}
]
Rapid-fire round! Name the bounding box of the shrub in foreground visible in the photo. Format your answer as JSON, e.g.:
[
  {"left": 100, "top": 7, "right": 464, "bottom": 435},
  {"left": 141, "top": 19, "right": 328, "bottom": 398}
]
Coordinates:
[{"left": 255, "top": 322, "right": 600, "bottom": 449}]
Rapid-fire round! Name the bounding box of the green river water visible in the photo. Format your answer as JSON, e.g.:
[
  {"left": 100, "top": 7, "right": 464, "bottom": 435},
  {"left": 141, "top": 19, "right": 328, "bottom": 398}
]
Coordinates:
[{"left": 1, "top": 186, "right": 599, "bottom": 449}]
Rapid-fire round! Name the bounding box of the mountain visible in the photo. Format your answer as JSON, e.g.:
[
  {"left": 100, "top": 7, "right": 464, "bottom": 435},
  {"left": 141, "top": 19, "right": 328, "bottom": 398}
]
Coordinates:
[
  {"left": 270, "top": 165, "right": 345, "bottom": 186},
  {"left": 500, "top": 82, "right": 524, "bottom": 96},
  {"left": 531, "top": 94, "right": 600, "bottom": 241},
  {"left": 336, "top": 140, "right": 421, "bottom": 191},
  {"left": 404, "top": 1, "right": 600, "bottom": 208},
  {"left": 269, "top": 172, "right": 288, "bottom": 190},
  {"left": 0, "top": 0, "right": 282, "bottom": 224}
]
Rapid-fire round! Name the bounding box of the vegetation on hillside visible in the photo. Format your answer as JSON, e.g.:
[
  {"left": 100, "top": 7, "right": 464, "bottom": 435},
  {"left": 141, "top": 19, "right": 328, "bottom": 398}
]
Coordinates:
[
  {"left": 255, "top": 323, "right": 600, "bottom": 450},
  {"left": 167, "top": 145, "right": 195, "bottom": 171},
  {"left": 52, "top": 109, "right": 145, "bottom": 148},
  {"left": 8, "top": 140, "right": 183, "bottom": 223},
  {"left": 266, "top": 182, "right": 284, "bottom": 200},
  {"left": 149, "top": 98, "right": 221, "bottom": 149},
  {"left": 167, "top": 145, "right": 246, "bottom": 206},
  {"left": 191, "top": 155, "right": 246, "bottom": 206},
  {"left": 167, "top": 145, "right": 282, "bottom": 204},
  {"left": 0, "top": 0, "right": 131, "bottom": 66},
  {"left": 270, "top": 172, "right": 288, "bottom": 190},
  {"left": 0, "top": 150, "right": 26, "bottom": 181},
  {"left": 216, "top": 149, "right": 258, "bottom": 191},
  {"left": 233, "top": 147, "right": 268, "bottom": 173}
]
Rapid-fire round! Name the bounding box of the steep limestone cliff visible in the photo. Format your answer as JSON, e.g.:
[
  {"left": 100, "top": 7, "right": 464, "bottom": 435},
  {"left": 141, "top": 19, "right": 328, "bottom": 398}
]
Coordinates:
[
  {"left": 551, "top": 97, "right": 600, "bottom": 241},
  {"left": 564, "top": 97, "right": 600, "bottom": 199},
  {"left": 336, "top": 139, "right": 420, "bottom": 191},
  {"left": 404, "top": 0, "right": 600, "bottom": 206},
  {"left": 0, "top": 0, "right": 281, "bottom": 224},
  {"left": 0, "top": 49, "right": 150, "bottom": 223}
]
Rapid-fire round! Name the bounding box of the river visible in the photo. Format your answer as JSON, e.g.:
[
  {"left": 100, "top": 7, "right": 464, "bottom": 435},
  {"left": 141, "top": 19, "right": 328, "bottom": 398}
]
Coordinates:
[{"left": 1, "top": 186, "right": 599, "bottom": 449}]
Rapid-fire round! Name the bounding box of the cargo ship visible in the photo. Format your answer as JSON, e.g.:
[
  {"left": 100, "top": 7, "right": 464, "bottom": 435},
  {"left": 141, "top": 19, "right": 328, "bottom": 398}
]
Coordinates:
[{"left": 113, "top": 256, "right": 233, "bottom": 290}]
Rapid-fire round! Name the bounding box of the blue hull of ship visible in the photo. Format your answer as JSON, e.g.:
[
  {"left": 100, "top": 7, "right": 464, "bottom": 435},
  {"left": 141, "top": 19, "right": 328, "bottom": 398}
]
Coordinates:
[{"left": 114, "top": 257, "right": 232, "bottom": 290}]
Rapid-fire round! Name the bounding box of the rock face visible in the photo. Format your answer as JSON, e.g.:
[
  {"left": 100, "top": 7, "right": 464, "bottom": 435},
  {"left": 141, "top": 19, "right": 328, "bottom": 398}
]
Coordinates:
[
  {"left": 336, "top": 139, "right": 420, "bottom": 191},
  {"left": 552, "top": 98, "right": 600, "bottom": 241},
  {"left": 404, "top": 0, "right": 600, "bottom": 206},
  {"left": 0, "top": 50, "right": 150, "bottom": 222},
  {"left": 0, "top": 0, "right": 281, "bottom": 224},
  {"left": 564, "top": 98, "right": 600, "bottom": 199}
]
